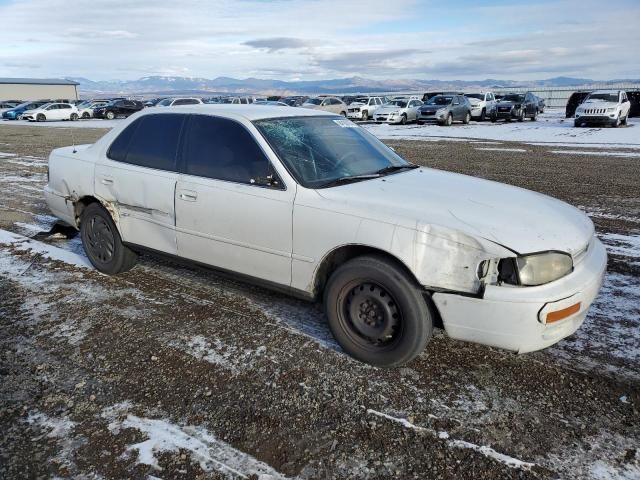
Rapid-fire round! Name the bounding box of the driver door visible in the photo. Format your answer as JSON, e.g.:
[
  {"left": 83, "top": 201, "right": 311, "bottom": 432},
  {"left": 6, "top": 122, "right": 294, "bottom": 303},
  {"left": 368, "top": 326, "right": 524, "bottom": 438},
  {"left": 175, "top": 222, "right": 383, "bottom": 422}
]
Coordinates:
[{"left": 175, "top": 114, "right": 295, "bottom": 285}]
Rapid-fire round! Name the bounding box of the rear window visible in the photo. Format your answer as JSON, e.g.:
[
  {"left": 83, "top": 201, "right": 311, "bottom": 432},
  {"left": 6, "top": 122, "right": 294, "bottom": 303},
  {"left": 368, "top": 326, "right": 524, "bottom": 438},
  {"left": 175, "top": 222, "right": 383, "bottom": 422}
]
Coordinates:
[{"left": 108, "top": 114, "right": 184, "bottom": 171}]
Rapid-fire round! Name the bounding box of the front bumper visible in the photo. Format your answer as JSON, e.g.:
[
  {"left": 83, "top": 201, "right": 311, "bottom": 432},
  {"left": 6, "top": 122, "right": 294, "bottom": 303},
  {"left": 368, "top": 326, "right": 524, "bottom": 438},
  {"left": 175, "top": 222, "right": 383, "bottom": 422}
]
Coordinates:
[
  {"left": 347, "top": 110, "right": 365, "bottom": 120},
  {"left": 575, "top": 114, "right": 618, "bottom": 126},
  {"left": 418, "top": 112, "right": 444, "bottom": 123},
  {"left": 2, "top": 111, "right": 17, "bottom": 119},
  {"left": 373, "top": 114, "right": 403, "bottom": 124},
  {"left": 432, "top": 237, "right": 607, "bottom": 353},
  {"left": 494, "top": 108, "right": 516, "bottom": 119}
]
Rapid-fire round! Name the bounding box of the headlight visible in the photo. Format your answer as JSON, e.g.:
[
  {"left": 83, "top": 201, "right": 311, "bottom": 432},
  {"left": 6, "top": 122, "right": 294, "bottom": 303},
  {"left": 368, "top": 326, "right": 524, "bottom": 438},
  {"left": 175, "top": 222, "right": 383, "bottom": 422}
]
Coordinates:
[
  {"left": 436, "top": 108, "right": 446, "bottom": 115},
  {"left": 513, "top": 252, "right": 573, "bottom": 286},
  {"left": 607, "top": 107, "right": 615, "bottom": 112}
]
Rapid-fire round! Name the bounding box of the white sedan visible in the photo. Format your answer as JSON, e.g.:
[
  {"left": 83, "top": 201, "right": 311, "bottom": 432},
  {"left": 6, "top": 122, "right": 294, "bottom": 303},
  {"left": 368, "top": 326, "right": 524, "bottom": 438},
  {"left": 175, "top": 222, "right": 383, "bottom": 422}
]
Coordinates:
[
  {"left": 22, "top": 102, "right": 79, "bottom": 122},
  {"left": 156, "top": 97, "right": 204, "bottom": 107},
  {"left": 373, "top": 98, "right": 423, "bottom": 124},
  {"left": 44, "top": 105, "right": 606, "bottom": 367}
]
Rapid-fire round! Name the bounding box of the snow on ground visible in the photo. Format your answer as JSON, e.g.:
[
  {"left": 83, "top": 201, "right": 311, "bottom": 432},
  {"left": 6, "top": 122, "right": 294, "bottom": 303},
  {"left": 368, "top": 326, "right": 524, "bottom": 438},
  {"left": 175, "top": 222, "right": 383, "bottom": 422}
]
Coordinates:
[
  {"left": 366, "top": 409, "right": 535, "bottom": 471},
  {"left": 363, "top": 110, "right": 640, "bottom": 147},
  {"left": 166, "top": 334, "right": 268, "bottom": 375},
  {"left": 600, "top": 233, "right": 640, "bottom": 264},
  {"left": 0, "top": 229, "right": 92, "bottom": 269},
  {"left": 102, "top": 402, "right": 289, "bottom": 479},
  {"left": 1, "top": 118, "right": 120, "bottom": 129},
  {"left": 551, "top": 150, "right": 640, "bottom": 158}
]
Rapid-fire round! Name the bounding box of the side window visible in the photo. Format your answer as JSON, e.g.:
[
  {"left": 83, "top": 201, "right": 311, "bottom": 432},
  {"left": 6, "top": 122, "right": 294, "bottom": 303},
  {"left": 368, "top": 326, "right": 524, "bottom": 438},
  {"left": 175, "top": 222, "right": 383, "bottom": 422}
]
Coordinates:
[
  {"left": 60, "top": 104, "right": 71, "bottom": 109},
  {"left": 113, "top": 114, "right": 184, "bottom": 171},
  {"left": 183, "top": 115, "right": 272, "bottom": 186},
  {"left": 107, "top": 119, "right": 141, "bottom": 162}
]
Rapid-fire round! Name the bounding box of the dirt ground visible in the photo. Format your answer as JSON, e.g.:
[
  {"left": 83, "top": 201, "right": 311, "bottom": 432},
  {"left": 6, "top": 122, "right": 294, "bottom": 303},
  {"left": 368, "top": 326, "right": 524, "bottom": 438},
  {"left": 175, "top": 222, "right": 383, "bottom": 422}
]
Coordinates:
[{"left": 0, "top": 124, "right": 639, "bottom": 480}]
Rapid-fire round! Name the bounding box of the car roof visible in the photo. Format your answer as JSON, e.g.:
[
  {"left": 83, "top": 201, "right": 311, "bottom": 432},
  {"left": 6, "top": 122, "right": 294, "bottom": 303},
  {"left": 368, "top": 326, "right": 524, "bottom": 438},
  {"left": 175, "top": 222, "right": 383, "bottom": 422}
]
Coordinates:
[
  {"left": 142, "top": 104, "right": 338, "bottom": 121},
  {"left": 590, "top": 90, "right": 620, "bottom": 94}
]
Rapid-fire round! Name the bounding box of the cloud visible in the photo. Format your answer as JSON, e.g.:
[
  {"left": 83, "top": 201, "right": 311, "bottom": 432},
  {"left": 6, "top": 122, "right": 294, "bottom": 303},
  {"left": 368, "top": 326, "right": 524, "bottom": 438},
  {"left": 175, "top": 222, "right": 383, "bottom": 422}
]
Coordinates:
[
  {"left": 243, "top": 37, "right": 314, "bottom": 53},
  {"left": 0, "top": 0, "right": 637, "bottom": 81}
]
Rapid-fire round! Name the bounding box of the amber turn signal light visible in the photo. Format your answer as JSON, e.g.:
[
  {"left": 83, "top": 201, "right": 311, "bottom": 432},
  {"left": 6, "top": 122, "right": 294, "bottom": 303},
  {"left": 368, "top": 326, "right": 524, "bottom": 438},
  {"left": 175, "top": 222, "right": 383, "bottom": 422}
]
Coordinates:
[{"left": 546, "top": 302, "right": 581, "bottom": 323}]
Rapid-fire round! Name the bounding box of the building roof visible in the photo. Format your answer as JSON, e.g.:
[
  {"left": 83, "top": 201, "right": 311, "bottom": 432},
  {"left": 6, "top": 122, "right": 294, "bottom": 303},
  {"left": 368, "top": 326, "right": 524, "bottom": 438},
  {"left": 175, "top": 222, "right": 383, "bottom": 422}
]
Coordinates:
[{"left": 0, "top": 78, "right": 79, "bottom": 86}]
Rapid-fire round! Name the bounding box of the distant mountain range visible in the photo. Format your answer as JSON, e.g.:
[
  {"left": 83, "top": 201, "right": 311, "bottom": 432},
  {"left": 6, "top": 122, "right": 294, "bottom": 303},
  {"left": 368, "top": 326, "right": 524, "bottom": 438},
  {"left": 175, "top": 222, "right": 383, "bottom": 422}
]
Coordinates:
[{"left": 67, "top": 75, "right": 640, "bottom": 96}]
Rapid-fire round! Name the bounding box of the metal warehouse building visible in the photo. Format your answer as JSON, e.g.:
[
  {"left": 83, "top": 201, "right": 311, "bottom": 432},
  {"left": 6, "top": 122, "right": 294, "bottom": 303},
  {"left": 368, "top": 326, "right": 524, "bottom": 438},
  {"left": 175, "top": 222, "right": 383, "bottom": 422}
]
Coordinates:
[{"left": 0, "top": 78, "right": 79, "bottom": 101}]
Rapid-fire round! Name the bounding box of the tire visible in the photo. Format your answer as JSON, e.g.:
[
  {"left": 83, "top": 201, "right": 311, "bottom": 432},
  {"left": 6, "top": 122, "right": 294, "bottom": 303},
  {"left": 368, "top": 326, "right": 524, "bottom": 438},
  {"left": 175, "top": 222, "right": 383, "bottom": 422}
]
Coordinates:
[
  {"left": 36, "top": 113, "right": 46, "bottom": 122},
  {"left": 400, "top": 114, "right": 407, "bottom": 125},
  {"left": 80, "top": 203, "right": 137, "bottom": 274},
  {"left": 417, "top": 121, "right": 423, "bottom": 125},
  {"left": 82, "top": 112, "right": 90, "bottom": 119},
  {"left": 531, "top": 109, "right": 538, "bottom": 121},
  {"left": 70, "top": 113, "right": 78, "bottom": 121},
  {"left": 613, "top": 116, "right": 621, "bottom": 128},
  {"left": 574, "top": 119, "right": 582, "bottom": 128},
  {"left": 362, "top": 111, "right": 368, "bottom": 121},
  {"left": 444, "top": 113, "right": 452, "bottom": 126},
  {"left": 463, "top": 111, "right": 471, "bottom": 124},
  {"left": 105, "top": 111, "right": 115, "bottom": 120},
  {"left": 517, "top": 109, "right": 525, "bottom": 122},
  {"left": 479, "top": 108, "right": 486, "bottom": 121},
  {"left": 622, "top": 113, "right": 628, "bottom": 126},
  {"left": 490, "top": 113, "right": 497, "bottom": 123},
  {"left": 324, "top": 255, "right": 433, "bottom": 367},
  {"left": 340, "top": 111, "right": 347, "bottom": 117}
]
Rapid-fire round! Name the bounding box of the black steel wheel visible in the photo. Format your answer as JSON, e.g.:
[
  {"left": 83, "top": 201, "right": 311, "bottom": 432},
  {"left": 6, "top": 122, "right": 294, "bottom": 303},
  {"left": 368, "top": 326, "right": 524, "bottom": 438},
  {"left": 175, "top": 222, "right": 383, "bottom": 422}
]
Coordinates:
[
  {"left": 324, "top": 255, "right": 433, "bottom": 367},
  {"left": 80, "top": 203, "right": 137, "bottom": 274}
]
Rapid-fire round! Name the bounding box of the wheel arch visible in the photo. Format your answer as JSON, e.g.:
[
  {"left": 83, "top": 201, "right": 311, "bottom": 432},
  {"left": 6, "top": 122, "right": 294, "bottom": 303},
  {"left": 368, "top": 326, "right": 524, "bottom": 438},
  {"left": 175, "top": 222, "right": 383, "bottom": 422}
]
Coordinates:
[
  {"left": 312, "top": 244, "right": 421, "bottom": 300},
  {"left": 73, "top": 195, "right": 119, "bottom": 229}
]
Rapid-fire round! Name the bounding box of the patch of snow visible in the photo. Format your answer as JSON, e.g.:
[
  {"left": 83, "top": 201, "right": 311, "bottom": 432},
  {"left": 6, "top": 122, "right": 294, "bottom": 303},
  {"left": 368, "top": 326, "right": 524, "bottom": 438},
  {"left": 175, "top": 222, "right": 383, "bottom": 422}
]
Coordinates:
[
  {"left": 27, "top": 411, "right": 76, "bottom": 438},
  {"left": 0, "top": 151, "right": 17, "bottom": 157},
  {"left": 599, "top": 233, "right": 640, "bottom": 260},
  {"left": 167, "top": 335, "right": 268, "bottom": 374},
  {"left": 474, "top": 147, "right": 527, "bottom": 152},
  {"left": 0, "top": 229, "right": 92, "bottom": 269},
  {"left": 551, "top": 150, "right": 640, "bottom": 158},
  {"left": 102, "top": 403, "right": 288, "bottom": 479},
  {"left": 1, "top": 118, "right": 120, "bottom": 129},
  {"left": 363, "top": 112, "right": 640, "bottom": 146},
  {"left": 366, "top": 409, "right": 534, "bottom": 471},
  {"left": 527, "top": 142, "right": 640, "bottom": 150}
]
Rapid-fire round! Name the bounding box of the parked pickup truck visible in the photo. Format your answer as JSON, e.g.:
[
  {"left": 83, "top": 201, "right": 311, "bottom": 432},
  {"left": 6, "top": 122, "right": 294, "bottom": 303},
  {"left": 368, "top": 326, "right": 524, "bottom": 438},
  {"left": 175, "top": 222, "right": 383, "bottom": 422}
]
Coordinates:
[{"left": 44, "top": 105, "right": 606, "bottom": 367}]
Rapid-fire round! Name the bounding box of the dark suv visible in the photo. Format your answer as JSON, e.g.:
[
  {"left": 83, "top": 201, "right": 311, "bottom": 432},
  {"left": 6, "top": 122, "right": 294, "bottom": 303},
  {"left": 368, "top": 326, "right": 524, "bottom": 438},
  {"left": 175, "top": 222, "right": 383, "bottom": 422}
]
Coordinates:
[
  {"left": 491, "top": 92, "right": 539, "bottom": 122},
  {"left": 94, "top": 100, "right": 144, "bottom": 119}
]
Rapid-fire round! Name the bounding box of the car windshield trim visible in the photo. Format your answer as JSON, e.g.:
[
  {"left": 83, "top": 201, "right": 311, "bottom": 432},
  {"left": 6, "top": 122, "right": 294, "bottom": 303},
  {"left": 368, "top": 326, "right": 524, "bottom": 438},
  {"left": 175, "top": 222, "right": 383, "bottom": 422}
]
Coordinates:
[{"left": 253, "top": 115, "right": 413, "bottom": 189}]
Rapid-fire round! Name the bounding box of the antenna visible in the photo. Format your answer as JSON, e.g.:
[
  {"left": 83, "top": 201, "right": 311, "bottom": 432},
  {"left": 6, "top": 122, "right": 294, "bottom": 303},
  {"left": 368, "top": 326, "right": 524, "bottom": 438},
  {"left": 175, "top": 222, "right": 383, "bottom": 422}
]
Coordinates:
[{"left": 71, "top": 127, "right": 77, "bottom": 153}]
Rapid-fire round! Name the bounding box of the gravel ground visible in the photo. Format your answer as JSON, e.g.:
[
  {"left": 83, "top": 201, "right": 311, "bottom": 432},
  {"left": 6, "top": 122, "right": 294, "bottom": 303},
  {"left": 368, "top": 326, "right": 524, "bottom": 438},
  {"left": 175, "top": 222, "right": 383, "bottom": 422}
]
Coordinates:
[{"left": 0, "top": 124, "right": 639, "bottom": 480}]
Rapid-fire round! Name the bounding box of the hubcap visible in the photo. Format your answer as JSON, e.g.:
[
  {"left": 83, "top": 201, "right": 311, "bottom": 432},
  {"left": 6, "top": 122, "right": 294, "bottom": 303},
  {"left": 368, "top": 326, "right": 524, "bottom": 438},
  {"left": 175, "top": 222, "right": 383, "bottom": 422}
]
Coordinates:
[
  {"left": 86, "top": 216, "right": 115, "bottom": 264},
  {"left": 341, "top": 282, "right": 401, "bottom": 347}
]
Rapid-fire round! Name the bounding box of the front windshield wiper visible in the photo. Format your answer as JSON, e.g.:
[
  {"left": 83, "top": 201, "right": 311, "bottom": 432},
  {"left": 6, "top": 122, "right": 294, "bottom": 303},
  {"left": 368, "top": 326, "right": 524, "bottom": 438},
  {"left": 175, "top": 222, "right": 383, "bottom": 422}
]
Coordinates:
[
  {"left": 317, "top": 174, "right": 381, "bottom": 188},
  {"left": 374, "top": 163, "right": 419, "bottom": 175}
]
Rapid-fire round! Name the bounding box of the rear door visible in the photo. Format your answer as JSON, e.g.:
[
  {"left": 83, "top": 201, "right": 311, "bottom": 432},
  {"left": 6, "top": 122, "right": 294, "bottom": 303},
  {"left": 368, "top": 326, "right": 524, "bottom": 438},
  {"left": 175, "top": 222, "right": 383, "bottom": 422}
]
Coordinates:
[
  {"left": 175, "top": 114, "right": 295, "bottom": 285},
  {"left": 94, "top": 113, "right": 185, "bottom": 254}
]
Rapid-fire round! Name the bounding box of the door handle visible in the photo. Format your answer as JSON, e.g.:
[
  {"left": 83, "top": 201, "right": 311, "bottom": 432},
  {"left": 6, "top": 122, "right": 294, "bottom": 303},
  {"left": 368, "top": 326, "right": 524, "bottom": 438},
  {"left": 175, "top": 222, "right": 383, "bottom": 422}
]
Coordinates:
[
  {"left": 178, "top": 190, "right": 198, "bottom": 202},
  {"left": 100, "top": 177, "right": 114, "bottom": 185}
]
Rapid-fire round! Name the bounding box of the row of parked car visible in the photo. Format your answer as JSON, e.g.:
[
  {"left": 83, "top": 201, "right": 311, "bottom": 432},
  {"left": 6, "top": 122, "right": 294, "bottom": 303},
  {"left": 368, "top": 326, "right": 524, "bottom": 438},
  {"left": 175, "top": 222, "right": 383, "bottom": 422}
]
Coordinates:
[{"left": 3, "top": 89, "right": 637, "bottom": 127}]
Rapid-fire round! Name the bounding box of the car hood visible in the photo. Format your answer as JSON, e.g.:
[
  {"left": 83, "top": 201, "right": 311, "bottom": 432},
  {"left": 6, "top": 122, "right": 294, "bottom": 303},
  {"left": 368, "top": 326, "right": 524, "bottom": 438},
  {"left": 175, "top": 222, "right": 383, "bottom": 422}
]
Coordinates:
[
  {"left": 579, "top": 100, "right": 618, "bottom": 109},
  {"left": 315, "top": 168, "right": 593, "bottom": 255},
  {"left": 376, "top": 105, "right": 405, "bottom": 113},
  {"left": 420, "top": 104, "right": 450, "bottom": 110}
]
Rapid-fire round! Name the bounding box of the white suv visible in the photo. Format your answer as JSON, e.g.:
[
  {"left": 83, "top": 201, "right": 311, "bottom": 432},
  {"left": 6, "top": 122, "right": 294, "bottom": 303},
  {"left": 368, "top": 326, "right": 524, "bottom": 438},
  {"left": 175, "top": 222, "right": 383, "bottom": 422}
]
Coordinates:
[
  {"left": 44, "top": 105, "right": 605, "bottom": 367},
  {"left": 574, "top": 90, "right": 631, "bottom": 127},
  {"left": 464, "top": 92, "right": 496, "bottom": 121},
  {"left": 346, "top": 96, "right": 386, "bottom": 121}
]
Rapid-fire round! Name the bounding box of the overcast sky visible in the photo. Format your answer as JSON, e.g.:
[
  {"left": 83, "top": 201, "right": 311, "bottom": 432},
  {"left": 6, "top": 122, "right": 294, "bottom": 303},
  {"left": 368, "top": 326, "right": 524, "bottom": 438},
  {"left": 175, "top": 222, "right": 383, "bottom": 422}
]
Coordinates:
[{"left": 1, "top": 0, "right": 639, "bottom": 81}]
